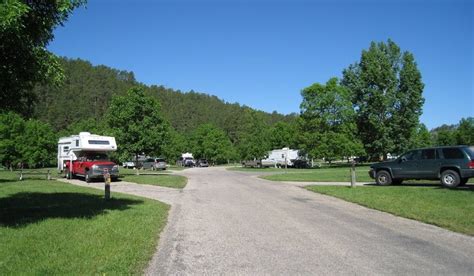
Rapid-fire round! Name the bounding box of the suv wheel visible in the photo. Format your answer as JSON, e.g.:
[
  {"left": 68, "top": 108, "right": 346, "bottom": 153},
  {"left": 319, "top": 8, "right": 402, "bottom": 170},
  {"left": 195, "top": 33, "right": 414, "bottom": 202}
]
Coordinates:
[
  {"left": 376, "top": 170, "right": 392, "bottom": 185},
  {"left": 440, "top": 170, "right": 460, "bottom": 188}
]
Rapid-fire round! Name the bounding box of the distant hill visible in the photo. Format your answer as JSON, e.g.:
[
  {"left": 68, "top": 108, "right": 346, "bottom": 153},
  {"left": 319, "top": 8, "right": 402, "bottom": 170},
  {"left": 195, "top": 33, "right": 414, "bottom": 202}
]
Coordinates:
[{"left": 33, "top": 58, "right": 296, "bottom": 133}]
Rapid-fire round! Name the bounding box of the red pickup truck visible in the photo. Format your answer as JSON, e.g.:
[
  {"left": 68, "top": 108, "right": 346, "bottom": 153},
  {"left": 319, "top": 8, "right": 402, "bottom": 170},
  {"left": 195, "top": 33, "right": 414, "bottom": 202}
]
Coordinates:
[{"left": 64, "top": 152, "right": 119, "bottom": 183}]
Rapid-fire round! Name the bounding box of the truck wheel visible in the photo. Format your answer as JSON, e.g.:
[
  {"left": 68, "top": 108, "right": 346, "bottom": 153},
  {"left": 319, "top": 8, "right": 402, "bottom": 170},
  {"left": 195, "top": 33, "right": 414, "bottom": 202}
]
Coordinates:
[
  {"left": 440, "top": 170, "right": 460, "bottom": 188},
  {"left": 85, "top": 171, "right": 91, "bottom": 183},
  {"left": 375, "top": 170, "right": 392, "bottom": 185},
  {"left": 64, "top": 169, "right": 70, "bottom": 179}
]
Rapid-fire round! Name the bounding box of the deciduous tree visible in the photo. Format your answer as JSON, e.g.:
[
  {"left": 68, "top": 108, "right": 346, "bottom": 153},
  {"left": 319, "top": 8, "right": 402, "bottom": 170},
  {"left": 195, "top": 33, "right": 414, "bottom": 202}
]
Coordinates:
[
  {"left": 191, "top": 124, "right": 236, "bottom": 164},
  {"left": 0, "top": 0, "right": 85, "bottom": 115},
  {"left": 299, "top": 78, "right": 364, "bottom": 162},
  {"left": 456, "top": 117, "right": 474, "bottom": 145},
  {"left": 18, "top": 119, "right": 56, "bottom": 168},
  {"left": 342, "top": 40, "right": 424, "bottom": 159},
  {"left": 105, "top": 87, "right": 169, "bottom": 168},
  {"left": 0, "top": 112, "right": 25, "bottom": 169}
]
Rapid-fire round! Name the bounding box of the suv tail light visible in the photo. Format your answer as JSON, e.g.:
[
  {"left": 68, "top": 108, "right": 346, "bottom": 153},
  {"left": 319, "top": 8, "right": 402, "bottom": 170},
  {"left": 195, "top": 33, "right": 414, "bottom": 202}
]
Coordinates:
[{"left": 469, "top": 160, "right": 474, "bottom": 169}]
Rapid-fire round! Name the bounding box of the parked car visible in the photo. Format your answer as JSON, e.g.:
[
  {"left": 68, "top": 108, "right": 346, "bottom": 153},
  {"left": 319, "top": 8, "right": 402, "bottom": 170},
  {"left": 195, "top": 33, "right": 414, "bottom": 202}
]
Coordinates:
[
  {"left": 369, "top": 146, "right": 474, "bottom": 188},
  {"left": 153, "top": 158, "right": 167, "bottom": 170},
  {"left": 242, "top": 160, "right": 262, "bottom": 168},
  {"left": 137, "top": 158, "right": 167, "bottom": 170},
  {"left": 292, "top": 159, "right": 310, "bottom": 169},
  {"left": 122, "top": 161, "right": 135, "bottom": 169},
  {"left": 196, "top": 159, "right": 209, "bottom": 167}
]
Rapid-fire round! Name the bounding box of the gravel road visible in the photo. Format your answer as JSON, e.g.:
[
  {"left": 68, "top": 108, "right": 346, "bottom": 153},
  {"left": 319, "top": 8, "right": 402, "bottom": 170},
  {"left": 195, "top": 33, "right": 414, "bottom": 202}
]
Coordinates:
[{"left": 143, "top": 167, "right": 474, "bottom": 275}]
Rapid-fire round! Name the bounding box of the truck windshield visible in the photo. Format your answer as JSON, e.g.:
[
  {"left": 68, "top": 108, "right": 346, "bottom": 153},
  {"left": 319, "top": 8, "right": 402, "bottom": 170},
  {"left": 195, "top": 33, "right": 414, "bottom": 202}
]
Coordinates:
[{"left": 83, "top": 153, "right": 109, "bottom": 161}]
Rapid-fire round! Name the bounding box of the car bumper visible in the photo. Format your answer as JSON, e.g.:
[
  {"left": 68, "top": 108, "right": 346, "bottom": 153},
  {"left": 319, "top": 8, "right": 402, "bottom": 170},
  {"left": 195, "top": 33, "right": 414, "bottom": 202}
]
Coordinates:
[
  {"left": 368, "top": 169, "right": 376, "bottom": 179},
  {"left": 91, "top": 167, "right": 119, "bottom": 178},
  {"left": 460, "top": 169, "right": 474, "bottom": 179}
]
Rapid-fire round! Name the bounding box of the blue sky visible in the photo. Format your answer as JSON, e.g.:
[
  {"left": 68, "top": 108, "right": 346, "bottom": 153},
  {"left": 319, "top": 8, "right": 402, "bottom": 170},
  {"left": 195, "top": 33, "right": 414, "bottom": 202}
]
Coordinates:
[{"left": 48, "top": 0, "right": 473, "bottom": 129}]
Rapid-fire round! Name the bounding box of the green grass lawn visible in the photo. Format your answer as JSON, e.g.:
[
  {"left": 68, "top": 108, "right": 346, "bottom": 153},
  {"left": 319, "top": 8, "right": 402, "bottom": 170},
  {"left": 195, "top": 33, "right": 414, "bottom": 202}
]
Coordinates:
[
  {"left": 306, "top": 185, "right": 474, "bottom": 235},
  {"left": 227, "top": 166, "right": 301, "bottom": 173},
  {"left": 121, "top": 174, "right": 187, "bottom": 189},
  {"left": 0, "top": 173, "right": 169, "bottom": 274},
  {"left": 260, "top": 166, "right": 373, "bottom": 182},
  {"left": 259, "top": 165, "right": 474, "bottom": 184}
]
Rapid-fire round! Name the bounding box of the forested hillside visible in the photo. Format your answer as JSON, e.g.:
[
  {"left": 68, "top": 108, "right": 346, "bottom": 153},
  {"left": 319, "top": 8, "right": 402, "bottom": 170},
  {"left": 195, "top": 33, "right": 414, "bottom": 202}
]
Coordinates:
[{"left": 33, "top": 58, "right": 295, "bottom": 133}]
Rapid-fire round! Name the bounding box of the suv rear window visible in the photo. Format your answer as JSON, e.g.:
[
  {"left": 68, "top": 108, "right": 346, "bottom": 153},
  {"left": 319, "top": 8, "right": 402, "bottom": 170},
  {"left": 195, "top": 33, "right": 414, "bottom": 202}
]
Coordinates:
[
  {"left": 466, "top": 146, "right": 474, "bottom": 159},
  {"left": 442, "top": 148, "right": 465, "bottom": 159}
]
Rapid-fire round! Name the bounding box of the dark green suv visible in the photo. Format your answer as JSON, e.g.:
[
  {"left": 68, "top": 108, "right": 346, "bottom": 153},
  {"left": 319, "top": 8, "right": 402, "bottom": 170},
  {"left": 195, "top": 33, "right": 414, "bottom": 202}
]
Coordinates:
[{"left": 369, "top": 146, "right": 474, "bottom": 188}]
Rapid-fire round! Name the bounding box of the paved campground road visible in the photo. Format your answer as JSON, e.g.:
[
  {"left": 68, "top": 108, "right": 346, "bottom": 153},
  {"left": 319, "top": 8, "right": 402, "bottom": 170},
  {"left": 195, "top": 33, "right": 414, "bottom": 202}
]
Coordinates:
[
  {"left": 61, "top": 167, "right": 474, "bottom": 275},
  {"left": 147, "top": 167, "right": 474, "bottom": 275}
]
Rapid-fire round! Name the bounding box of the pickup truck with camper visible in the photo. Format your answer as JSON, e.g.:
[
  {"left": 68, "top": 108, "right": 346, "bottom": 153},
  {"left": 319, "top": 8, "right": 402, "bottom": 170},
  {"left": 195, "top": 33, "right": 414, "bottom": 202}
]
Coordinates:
[
  {"left": 58, "top": 132, "right": 119, "bottom": 183},
  {"left": 177, "top": 153, "right": 195, "bottom": 167},
  {"left": 261, "top": 148, "right": 301, "bottom": 168}
]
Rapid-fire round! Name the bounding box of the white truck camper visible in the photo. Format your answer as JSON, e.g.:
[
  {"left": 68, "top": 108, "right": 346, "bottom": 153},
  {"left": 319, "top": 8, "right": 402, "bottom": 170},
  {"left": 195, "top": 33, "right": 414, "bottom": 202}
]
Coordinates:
[
  {"left": 262, "top": 148, "right": 300, "bottom": 167},
  {"left": 57, "top": 132, "right": 117, "bottom": 171}
]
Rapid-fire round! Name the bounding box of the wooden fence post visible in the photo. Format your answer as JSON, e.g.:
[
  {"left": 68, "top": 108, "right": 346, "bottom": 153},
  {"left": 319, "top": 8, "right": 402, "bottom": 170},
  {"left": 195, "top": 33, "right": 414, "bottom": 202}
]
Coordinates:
[{"left": 350, "top": 161, "right": 356, "bottom": 188}]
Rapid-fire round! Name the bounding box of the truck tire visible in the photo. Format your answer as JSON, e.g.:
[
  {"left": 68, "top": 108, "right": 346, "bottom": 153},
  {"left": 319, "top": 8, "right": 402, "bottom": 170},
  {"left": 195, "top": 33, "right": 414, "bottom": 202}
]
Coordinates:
[
  {"left": 85, "top": 171, "right": 91, "bottom": 183},
  {"left": 375, "top": 170, "right": 392, "bottom": 185},
  {"left": 64, "top": 168, "right": 71, "bottom": 179},
  {"left": 440, "top": 170, "right": 460, "bottom": 188}
]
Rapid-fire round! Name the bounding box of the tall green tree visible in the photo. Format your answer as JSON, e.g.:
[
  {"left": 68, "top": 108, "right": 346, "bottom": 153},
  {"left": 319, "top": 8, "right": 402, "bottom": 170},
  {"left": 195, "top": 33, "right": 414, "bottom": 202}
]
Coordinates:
[
  {"left": 191, "top": 124, "right": 236, "bottom": 164},
  {"left": 18, "top": 119, "right": 56, "bottom": 168},
  {"left": 342, "top": 39, "right": 424, "bottom": 159},
  {"left": 161, "top": 129, "right": 188, "bottom": 163},
  {"left": 236, "top": 110, "right": 271, "bottom": 160},
  {"left": 0, "top": 0, "right": 85, "bottom": 115},
  {"left": 456, "top": 117, "right": 474, "bottom": 145},
  {"left": 268, "top": 121, "right": 298, "bottom": 149},
  {"left": 299, "top": 78, "right": 364, "bottom": 162},
  {"left": 0, "top": 112, "right": 25, "bottom": 169},
  {"left": 408, "top": 123, "right": 432, "bottom": 149},
  {"left": 105, "top": 87, "right": 169, "bottom": 166}
]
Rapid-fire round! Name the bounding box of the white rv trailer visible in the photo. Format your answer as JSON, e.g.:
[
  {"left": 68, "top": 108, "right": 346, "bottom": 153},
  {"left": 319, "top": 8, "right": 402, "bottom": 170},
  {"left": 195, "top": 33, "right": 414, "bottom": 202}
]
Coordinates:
[
  {"left": 57, "top": 132, "right": 117, "bottom": 171},
  {"left": 262, "top": 148, "right": 300, "bottom": 167}
]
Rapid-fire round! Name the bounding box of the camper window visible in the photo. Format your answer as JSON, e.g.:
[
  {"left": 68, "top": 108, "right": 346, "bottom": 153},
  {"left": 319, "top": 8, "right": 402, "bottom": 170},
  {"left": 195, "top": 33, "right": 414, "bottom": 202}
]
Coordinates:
[
  {"left": 88, "top": 140, "right": 110, "bottom": 145},
  {"left": 75, "top": 140, "right": 79, "bottom": 147},
  {"left": 63, "top": 146, "right": 69, "bottom": 152}
]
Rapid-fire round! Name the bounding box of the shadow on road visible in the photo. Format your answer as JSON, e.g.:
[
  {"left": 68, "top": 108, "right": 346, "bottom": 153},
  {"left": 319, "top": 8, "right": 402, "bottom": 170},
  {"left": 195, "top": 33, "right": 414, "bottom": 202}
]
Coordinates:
[{"left": 0, "top": 192, "right": 143, "bottom": 228}]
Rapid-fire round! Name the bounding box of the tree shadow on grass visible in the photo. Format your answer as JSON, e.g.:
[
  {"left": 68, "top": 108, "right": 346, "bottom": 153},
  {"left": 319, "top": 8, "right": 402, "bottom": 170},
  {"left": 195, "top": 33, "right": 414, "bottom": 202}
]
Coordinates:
[
  {"left": 0, "top": 192, "right": 143, "bottom": 228},
  {"left": 0, "top": 179, "right": 18, "bottom": 183}
]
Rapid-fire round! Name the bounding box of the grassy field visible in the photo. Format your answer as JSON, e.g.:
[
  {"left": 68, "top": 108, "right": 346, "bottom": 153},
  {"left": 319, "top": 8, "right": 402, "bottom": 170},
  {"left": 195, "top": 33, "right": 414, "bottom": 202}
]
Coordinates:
[
  {"left": 0, "top": 170, "right": 169, "bottom": 274},
  {"left": 259, "top": 166, "right": 374, "bottom": 182},
  {"left": 119, "top": 167, "right": 171, "bottom": 175},
  {"left": 306, "top": 185, "right": 474, "bottom": 235},
  {"left": 227, "top": 166, "right": 302, "bottom": 173},
  {"left": 122, "top": 174, "right": 187, "bottom": 189},
  {"left": 258, "top": 166, "right": 474, "bottom": 184}
]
